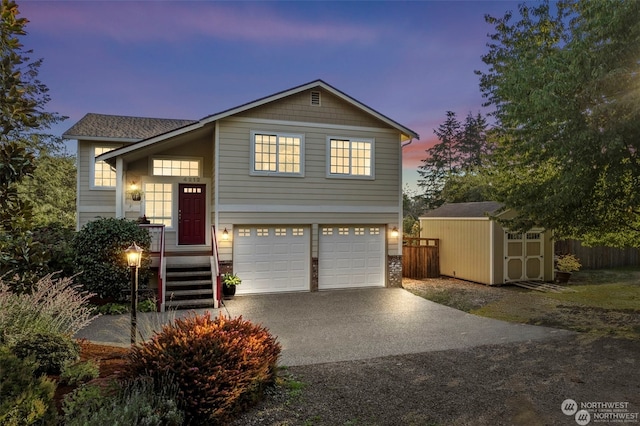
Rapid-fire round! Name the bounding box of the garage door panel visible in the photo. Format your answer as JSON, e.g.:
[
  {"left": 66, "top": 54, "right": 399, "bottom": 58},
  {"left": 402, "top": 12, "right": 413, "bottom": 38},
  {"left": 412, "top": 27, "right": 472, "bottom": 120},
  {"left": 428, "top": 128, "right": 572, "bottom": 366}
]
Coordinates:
[
  {"left": 235, "top": 226, "right": 310, "bottom": 294},
  {"left": 319, "top": 225, "right": 385, "bottom": 289}
]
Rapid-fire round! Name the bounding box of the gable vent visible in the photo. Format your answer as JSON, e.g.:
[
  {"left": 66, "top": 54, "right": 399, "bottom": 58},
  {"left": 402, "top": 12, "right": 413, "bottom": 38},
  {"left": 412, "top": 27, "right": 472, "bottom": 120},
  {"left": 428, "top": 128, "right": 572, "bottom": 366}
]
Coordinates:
[{"left": 310, "top": 91, "right": 321, "bottom": 106}]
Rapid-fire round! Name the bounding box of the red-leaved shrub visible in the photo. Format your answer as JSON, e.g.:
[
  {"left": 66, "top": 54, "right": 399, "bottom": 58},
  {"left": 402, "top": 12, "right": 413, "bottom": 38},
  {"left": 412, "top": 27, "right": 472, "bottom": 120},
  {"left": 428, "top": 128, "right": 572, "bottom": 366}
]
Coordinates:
[{"left": 126, "top": 312, "right": 281, "bottom": 424}]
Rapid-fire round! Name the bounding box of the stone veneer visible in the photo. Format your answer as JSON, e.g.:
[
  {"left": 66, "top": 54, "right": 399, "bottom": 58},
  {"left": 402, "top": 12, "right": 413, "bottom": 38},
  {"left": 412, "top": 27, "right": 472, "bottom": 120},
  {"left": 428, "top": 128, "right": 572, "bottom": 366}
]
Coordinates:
[{"left": 387, "top": 255, "right": 402, "bottom": 287}]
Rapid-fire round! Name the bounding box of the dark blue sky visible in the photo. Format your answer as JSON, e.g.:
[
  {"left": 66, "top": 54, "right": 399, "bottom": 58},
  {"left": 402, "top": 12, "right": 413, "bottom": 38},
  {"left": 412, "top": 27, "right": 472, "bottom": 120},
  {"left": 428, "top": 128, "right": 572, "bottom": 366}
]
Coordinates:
[{"left": 20, "top": 0, "right": 521, "bottom": 190}]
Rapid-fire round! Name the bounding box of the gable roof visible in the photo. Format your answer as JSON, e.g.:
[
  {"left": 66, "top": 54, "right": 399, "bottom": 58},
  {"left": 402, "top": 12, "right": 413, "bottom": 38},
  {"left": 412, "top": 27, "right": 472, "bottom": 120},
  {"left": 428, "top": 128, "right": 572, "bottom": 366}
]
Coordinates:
[
  {"left": 421, "top": 201, "right": 504, "bottom": 219},
  {"left": 199, "top": 80, "right": 419, "bottom": 139},
  {"left": 62, "top": 113, "right": 197, "bottom": 142},
  {"left": 86, "top": 79, "right": 419, "bottom": 163}
]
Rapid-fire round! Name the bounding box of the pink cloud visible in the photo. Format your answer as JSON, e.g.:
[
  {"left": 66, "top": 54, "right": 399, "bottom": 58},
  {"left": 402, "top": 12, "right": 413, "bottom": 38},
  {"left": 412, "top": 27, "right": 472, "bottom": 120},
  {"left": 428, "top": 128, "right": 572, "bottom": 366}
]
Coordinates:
[{"left": 23, "top": 2, "right": 376, "bottom": 45}]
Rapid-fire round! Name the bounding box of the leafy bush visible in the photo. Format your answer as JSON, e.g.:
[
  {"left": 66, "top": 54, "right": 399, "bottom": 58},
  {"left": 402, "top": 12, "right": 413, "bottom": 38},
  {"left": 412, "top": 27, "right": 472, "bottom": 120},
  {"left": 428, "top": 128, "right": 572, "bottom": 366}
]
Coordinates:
[
  {"left": 63, "top": 376, "right": 184, "bottom": 426},
  {"left": 60, "top": 359, "right": 100, "bottom": 386},
  {"left": 0, "top": 274, "right": 97, "bottom": 345},
  {"left": 31, "top": 223, "right": 76, "bottom": 277},
  {"left": 0, "top": 345, "right": 58, "bottom": 425},
  {"left": 95, "top": 302, "right": 129, "bottom": 315},
  {"left": 73, "top": 217, "right": 151, "bottom": 300},
  {"left": 12, "top": 333, "right": 80, "bottom": 376},
  {"left": 138, "top": 298, "right": 157, "bottom": 313},
  {"left": 126, "top": 312, "right": 281, "bottom": 424},
  {"left": 61, "top": 383, "right": 106, "bottom": 422}
]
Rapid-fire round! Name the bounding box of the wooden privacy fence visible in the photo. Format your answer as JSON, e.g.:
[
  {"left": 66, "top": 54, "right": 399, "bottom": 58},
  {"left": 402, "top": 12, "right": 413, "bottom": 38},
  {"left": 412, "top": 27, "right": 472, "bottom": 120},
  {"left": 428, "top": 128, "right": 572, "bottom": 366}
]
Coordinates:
[
  {"left": 402, "top": 238, "right": 439, "bottom": 279},
  {"left": 555, "top": 240, "right": 640, "bottom": 270}
]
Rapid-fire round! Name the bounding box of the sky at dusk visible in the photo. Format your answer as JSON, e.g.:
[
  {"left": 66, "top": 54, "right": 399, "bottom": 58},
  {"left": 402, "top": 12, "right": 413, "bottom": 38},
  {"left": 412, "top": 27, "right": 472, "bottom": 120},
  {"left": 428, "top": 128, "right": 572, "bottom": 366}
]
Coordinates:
[{"left": 19, "top": 0, "right": 520, "bottom": 192}]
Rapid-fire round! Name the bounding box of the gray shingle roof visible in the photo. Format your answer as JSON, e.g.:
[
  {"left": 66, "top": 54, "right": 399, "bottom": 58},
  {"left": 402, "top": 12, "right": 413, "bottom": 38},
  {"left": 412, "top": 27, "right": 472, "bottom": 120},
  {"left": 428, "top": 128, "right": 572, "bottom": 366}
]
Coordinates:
[
  {"left": 421, "top": 201, "right": 504, "bottom": 218},
  {"left": 62, "top": 113, "right": 197, "bottom": 140}
]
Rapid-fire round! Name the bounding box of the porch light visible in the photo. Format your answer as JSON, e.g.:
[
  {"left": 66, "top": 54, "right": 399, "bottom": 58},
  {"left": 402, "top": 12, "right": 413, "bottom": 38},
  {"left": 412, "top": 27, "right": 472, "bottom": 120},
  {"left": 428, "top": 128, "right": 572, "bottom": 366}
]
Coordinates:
[
  {"left": 222, "top": 228, "right": 229, "bottom": 240},
  {"left": 391, "top": 227, "right": 399, "bottom": 238},
  {"left": 125, "top": 242, "right": 143, "bottom": 267},
  {"left": 125, "top": 242, "right": 143, "bottom": 345},
  {"left": 129, "top": 182, "right": 141, "bottom": 201}
]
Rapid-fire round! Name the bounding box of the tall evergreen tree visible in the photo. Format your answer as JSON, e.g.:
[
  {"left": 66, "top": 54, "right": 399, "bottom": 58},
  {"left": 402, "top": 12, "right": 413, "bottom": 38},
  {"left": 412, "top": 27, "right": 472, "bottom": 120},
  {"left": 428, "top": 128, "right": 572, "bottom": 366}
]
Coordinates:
[{"left": 417, "top": 111, "right": 490, "bottom": 208}]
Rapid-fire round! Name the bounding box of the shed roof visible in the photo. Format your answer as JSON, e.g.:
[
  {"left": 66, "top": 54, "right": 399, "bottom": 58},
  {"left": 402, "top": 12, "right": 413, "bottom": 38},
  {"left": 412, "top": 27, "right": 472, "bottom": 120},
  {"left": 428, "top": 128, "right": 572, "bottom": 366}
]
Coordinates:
[
  {"left": 421, "top": 201, "right": 504, "bottom": 218},
  {"left": 62, "top": 113, "right": 197, "bottom": 141}
]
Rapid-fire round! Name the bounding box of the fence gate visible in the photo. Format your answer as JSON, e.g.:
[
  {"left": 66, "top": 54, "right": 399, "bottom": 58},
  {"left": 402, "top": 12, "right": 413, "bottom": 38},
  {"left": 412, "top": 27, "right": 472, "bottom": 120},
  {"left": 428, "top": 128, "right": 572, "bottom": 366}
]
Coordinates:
[{"left": 402, "top": 238, "right": 439, "bottom": 279}]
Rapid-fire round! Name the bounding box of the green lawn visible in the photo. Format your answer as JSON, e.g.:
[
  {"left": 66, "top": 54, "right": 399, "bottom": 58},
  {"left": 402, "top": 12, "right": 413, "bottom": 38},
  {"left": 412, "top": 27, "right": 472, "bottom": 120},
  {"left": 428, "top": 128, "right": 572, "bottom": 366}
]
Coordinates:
[{"left": 471, "top": 268, "right": 640, "bottom": 339}]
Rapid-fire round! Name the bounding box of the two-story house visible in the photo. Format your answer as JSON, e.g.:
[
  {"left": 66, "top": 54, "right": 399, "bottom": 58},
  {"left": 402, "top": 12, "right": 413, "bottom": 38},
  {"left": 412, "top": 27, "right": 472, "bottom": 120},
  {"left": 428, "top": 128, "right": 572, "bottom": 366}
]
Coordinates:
[{"left": 64, "top": 80, "right": 419, "bottom": 310}]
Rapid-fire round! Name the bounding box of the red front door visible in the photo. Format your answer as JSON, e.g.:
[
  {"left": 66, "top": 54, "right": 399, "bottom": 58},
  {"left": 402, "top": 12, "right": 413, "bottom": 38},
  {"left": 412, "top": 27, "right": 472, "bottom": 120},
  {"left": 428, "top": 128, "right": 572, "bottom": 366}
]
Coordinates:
[{"left": 178, "top": 184, "right": 206, "bottom": 245}]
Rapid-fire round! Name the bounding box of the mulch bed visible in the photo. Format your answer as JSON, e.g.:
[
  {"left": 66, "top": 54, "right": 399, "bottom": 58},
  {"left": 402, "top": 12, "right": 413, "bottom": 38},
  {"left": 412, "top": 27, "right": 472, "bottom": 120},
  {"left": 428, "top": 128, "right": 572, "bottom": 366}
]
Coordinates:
[{"left": 52, "top": 342, "right": 130, "bottom": 414}]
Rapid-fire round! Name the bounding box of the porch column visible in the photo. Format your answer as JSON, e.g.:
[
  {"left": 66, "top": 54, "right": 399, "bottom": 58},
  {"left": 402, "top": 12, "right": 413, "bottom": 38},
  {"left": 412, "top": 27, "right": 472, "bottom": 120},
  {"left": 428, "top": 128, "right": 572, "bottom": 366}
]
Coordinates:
[{"left": 115, "top": 157, "right": 124, "bottom": 218}]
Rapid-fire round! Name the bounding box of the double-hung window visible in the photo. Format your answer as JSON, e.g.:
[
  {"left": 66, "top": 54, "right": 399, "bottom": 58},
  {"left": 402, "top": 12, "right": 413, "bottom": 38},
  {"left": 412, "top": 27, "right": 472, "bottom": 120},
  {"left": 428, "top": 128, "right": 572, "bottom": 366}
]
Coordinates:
[
  {"left": 328, "top": 137, "right": 374, "bottom": 178},
  {"left": 251, "top": 132, "right": 303, "bottom": 176},
  {"left": 91, "top": 145, "right": 119, "bottom": 189}
]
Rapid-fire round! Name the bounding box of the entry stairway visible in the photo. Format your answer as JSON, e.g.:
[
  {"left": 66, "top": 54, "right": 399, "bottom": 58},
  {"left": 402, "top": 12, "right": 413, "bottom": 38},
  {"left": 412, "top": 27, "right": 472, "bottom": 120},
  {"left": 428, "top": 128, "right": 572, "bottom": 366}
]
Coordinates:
[{"left": 164, "top": 255, "right": 216, "bottom": 310}]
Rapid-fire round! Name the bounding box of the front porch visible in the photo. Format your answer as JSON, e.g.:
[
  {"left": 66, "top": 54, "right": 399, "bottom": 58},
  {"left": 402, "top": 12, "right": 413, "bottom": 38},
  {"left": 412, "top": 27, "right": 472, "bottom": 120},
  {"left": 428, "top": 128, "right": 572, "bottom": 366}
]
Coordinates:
[{"left": 142, "top": 224, "right": 222, "bottom": 312}]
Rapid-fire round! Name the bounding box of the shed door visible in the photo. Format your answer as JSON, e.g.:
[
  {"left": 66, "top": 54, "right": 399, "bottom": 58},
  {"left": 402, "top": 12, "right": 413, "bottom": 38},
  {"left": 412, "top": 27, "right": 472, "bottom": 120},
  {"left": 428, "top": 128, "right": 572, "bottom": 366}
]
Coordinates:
[
  {"left": 318, "top": 226, "right": 385, "bottom": 289},
  {"left": 504, "top": 230, "right": 544, "bottom": 282},
  {"left": 233, "top": 226, "right": 310, "bottom": 294}
]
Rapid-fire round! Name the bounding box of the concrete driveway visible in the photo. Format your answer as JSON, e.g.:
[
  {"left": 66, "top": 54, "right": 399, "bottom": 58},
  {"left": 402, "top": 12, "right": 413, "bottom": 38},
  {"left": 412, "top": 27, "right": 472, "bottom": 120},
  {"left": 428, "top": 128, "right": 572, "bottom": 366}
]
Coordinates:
[{"left": 76, "top": 288, "right": 571, "bottom": 366}]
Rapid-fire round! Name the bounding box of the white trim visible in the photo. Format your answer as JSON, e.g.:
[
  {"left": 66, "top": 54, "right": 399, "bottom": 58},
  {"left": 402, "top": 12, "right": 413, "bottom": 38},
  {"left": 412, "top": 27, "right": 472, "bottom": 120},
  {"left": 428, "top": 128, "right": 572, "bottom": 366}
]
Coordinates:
[
  {"left": 489, "top": 219, "right": 495, "bottom": 284},
  {"left": 226, "top": 116, "right": 399, "bottom": 136},
  {"left": 326, "top": 136, "right": 375, "bottom": 180},
  {"left": 218, "top": 204, "right": 398, "bottom": 213},
  {"left": 214, "top": 125, "right": 220, "bottom": 234},
  {"left": 76, "top": 145, "right": 81, "bottom": 231},
  {"left": 249, "top": 131, "right": 305, "bottom": 177},
  {"left": 201, "top": 80, "right": 418, "bottom": 139},
  {"left": 115, "top": 157, "right": 124, "bottom": 218},
  {"left": 96, "top": 121, "right": 205, "bottom": 162},
  {"left": 419, "top": 216, "right": 492, "bottom": 221},
  {"left": 95, "top": 80, "right": 418, "bottom": 164}
]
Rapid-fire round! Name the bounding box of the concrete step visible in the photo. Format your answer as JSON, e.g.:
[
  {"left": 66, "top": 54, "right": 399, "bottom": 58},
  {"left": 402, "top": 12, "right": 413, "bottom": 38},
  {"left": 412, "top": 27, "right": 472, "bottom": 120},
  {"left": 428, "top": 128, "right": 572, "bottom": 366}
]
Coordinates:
[
  {"left": 167, "top": 270, "right": 212, "bottom": 278},
  {"left": 166, "top": 279, "right": 213, "bottom": 287},
  {"left": 167, "top": 289, "right": 214, "bottom": 297},
  {"left": 165, "top": 298, "right": 216, "bottom": 309}
]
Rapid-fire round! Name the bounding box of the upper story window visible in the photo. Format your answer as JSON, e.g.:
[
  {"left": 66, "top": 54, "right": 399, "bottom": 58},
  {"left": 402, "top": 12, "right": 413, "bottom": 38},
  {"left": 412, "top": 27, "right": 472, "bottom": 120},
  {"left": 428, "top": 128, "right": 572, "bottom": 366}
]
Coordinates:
[
  {"left": 92, "top": 145, "right": 118, "bottom": 189},
  {"left": 328, "top": 137, "right": 374, "bottom": 179},
  {"left": 152, "top": 158, "right": 201, "bottom": 177},
  {"left": 251, "top": 132, "right": 304, "bottom": 176}
]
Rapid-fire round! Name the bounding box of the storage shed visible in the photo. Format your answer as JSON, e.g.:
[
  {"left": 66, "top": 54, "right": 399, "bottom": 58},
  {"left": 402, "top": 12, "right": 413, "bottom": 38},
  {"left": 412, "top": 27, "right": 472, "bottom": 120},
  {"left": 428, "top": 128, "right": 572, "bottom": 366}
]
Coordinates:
[{"left": 419, "top": 202, "right": 554, "bottom": 285}]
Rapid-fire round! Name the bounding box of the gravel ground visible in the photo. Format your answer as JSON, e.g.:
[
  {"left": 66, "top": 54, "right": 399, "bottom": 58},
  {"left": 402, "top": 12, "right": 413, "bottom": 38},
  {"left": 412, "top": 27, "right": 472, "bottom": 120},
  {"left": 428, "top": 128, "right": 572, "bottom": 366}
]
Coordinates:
[{"left": 232, "top": 279, "right": 640, "bottom": 426}]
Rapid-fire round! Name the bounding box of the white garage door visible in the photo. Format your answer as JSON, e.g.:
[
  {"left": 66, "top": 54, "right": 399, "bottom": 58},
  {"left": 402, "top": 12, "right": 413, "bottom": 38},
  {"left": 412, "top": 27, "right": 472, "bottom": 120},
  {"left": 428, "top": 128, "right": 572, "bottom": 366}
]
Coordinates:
[
  {"left": 233, "top": 226, "right": 310, "bottom": 294},
  {"left": 319, "top": 226, "right": 385, "bottom": 289}
]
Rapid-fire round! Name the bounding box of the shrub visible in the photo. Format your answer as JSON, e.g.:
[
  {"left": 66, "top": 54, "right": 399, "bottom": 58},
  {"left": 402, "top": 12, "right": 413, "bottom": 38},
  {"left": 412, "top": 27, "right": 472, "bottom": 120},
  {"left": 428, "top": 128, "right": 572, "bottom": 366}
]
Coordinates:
[
  {"left": 73, "top": 217, "right": 151, "bottom": 300},
  {"left": 0, "top": 345, "right": 58, "bottom": 425},
  {"left": 0, "top": 274, "right": 98, "bottom": 345},
  {"left": 12, "top": 333, "right": 80, "bottom": 376},
  {"left": 126, "top": 312, "right": 281, "bottom": 424},
  {"left": 138, "top": 298, "right": 157, "bottom": 313},
  {"left": 31, "top": 223, "right": 76, "bottom": 277},
  {"left": 63, "top": 376, "right": 184, "bottom": 426},
  {"left": 60, "top": 359, "right": 100, "bottom": 386},
  {"left": 95, "top": 302, "right": 129, "bottom": 315}
]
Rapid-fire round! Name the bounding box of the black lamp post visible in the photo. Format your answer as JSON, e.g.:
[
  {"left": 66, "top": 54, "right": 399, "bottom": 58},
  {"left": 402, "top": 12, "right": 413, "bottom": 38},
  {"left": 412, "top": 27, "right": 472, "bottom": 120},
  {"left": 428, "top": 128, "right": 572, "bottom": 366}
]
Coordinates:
[{"left": 125, "top": 242, "right": 143, "bottom": 344}]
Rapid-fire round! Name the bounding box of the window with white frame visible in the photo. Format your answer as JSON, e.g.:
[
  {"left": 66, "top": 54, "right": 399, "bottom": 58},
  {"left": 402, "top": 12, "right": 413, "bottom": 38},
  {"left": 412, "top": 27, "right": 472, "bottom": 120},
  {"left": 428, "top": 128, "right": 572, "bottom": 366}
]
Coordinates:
[
  {"left": 92, "top": 146, "right": 117, "bottom": 188},
  {"left": 144, "top": 183, "right": 172, "bottom": 227},
  {"left": 328, "top": 137, "right": 374, "bottom": 178},
  {"left": 152, "top": 158, "right": 201, "bottom": 177},
  {"left": 251, "top": 132, "right": 303, "bottom": 176}
]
